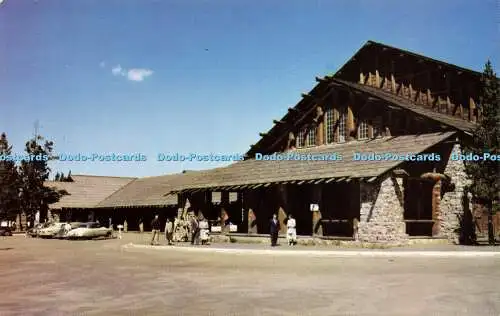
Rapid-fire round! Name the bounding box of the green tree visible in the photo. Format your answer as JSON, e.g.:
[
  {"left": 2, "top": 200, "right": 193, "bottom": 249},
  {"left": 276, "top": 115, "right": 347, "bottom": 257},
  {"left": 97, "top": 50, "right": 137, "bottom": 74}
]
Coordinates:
[
  {"left": 59, "top": 172, "right": 65, "bottom": 182},
  {"left": 54, "top": 172, "right": 60, "bottom": 181},
  {"left": 18, "top": 135, "right": 66, "bottom": 225},
  {"left": 65, "top": 170, "right": 73, "bottom": 182},
  {"left": 0, "top": 133, "right": 20, "bottom": 221},
  {"left": 464, "top": 60, "right": 500, "bottom": 245}
]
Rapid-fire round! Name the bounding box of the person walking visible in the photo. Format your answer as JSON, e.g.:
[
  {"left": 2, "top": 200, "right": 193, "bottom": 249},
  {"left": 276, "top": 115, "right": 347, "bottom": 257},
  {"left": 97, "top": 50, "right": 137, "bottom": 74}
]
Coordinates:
[
  {"left": 270, "top": 214, "right": 280, "bottom": 247},
  {"left": 190, "top": 214, "right": 199, "bottom": 245},
  {"left": 150, "top": 215, "right": 161, "bottom": 245},
  {"left": 286, "top": 214, "right": 297, "bottom": 246},
  {"left": 165, "top": 218, "right": 174, "bottom": 245}
]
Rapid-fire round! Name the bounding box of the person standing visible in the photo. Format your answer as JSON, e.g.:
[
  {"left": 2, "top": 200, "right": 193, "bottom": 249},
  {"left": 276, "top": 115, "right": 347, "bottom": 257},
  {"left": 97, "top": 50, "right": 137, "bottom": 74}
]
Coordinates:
[
  {"left": 286, "top": 214, "right": 297, "bottom": 246},
  {"left": 270, "top": 214, "right": 280, "bottom": 247},
  {"left": 165, "top": 218, "right": 174, "bottom": 245},
  {"left": 139, "top": 218, "right": 144, "bottom": 233},
  {"left": 190, "top": 214, "right": 199, "bottom": 245},
  {"left": 150, "top": 215, "right": 161, "bottom": 245}
]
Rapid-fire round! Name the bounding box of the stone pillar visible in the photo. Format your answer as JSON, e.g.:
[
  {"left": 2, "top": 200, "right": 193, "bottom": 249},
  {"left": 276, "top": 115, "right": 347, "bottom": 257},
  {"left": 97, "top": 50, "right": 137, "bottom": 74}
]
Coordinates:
[
  {"left": 358, "top": 177, "right": 408, "bottom": 244},
  {"left": 440, "top": 143, "right": 470, "bottom": 243},
  {"left": 311, "top": 185, "right": 323, "bottom": 236},
  {"left": 432, "top": 180, "right": 442, "bottom": 236}
]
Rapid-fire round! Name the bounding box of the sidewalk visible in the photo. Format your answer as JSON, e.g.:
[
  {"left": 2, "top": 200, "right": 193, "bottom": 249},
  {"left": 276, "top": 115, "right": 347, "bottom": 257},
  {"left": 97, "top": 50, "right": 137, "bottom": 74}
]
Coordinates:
[{"left": 122, "top": 242, "right": 500, "bottom": 257}]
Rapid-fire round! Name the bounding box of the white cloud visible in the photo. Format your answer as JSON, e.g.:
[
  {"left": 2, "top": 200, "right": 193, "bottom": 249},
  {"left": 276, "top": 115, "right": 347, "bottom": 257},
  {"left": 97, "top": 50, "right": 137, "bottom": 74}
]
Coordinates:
[
  {"left": 99, "top": 61, "right": 106, "bottom": 68},
  {"left": 111, "top": 65, "right": 125, "bottom": 76},
  {"left": 127, "top": 68, "right": 153, "bottom": 81},
  {"left": 110, "top": 65, "right": 153, "bottom": 82}
]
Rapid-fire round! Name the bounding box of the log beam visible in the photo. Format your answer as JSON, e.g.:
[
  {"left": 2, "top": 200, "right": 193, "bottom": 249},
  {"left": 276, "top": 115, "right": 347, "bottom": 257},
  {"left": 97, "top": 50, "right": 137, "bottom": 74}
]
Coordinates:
[
  {"left": 469, "top": 97, "right": 476, "bottom": 122},
  {"left": 273, "top": 119, "right": 285, "bottom": 124}
]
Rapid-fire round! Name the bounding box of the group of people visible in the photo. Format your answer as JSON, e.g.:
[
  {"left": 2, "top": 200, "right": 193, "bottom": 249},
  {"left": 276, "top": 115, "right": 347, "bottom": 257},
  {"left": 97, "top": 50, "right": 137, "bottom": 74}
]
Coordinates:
[
  {"left": 149, "top": 213, "right": 206, "bottom": 246},
  {"left": 150, "top": 215, "right": 175, "bottom": 246},
  {"left": 270, "top": 213, "right": 297, "bottom": 246}
]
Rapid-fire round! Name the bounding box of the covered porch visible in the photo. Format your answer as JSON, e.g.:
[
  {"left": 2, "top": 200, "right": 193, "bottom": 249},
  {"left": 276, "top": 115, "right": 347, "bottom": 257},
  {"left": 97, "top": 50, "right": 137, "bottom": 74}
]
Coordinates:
[{"left": 168, "top": 132, "right": 464, "bottom": 243}]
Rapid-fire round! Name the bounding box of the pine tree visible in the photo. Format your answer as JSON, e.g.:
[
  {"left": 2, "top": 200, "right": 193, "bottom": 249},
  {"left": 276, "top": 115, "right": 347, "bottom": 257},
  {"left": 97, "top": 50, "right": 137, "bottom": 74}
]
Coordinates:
[
  {"left": 0, "top": 133, "right": 20, "bottom": 221},
  {"left": 18, "top": 135, "right": 66, "bottom": 224},
  {"left": 464, "top": 60, "right": 500, "bottom": 245},
  {"left": 54, "top": 172, "right": 60, "bottom": 181},
  {"left": 59, "top": 172, "right": 65, "bottom": 182},
  {"left": 66, "top": 170, "right": 73, "bottom": 182}
]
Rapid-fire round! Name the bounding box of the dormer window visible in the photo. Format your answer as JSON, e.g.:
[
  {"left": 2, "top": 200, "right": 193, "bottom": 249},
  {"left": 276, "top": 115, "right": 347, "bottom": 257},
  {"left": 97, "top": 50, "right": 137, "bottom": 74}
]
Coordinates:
[
  {"left": 338, "top": 107, "right": 347, "bottom": 142},
  {"left": 325, "top": 107, "right": 335, "bottom": 144},
  {"left": 306, "top": 126, "right": 317, "bottom": 147},
  {"left": 358, "top": 120, "right": 368, "bottom": 140},
  {"left": 296, "top": 128, "right": 306, "bottom": 148}
]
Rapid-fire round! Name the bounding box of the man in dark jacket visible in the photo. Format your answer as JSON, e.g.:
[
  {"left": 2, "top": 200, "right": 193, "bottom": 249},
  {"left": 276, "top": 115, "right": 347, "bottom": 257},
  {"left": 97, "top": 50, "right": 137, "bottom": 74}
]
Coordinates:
[
  {"left": 270, "top": 214, "right": 280, "bottom": 246},
  {"left": 151, "top": 215, "right": 161, "bottom": 245}
]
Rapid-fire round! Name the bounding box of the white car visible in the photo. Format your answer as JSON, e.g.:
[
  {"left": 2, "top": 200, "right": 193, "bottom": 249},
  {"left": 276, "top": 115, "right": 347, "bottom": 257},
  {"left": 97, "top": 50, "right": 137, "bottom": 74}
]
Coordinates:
[
  {"left": 66, "top": 222, "right": 113, "bottom": 240},
  {"left": 38, "top": 223, "right": 67, "bottom": 238}
]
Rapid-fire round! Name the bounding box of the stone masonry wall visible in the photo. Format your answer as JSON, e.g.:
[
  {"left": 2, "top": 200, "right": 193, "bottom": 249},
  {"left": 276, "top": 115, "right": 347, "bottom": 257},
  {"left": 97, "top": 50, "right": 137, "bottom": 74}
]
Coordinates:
[
  {"left": 358, "top": 176, "right": 408, "bottom": 244},
  {"left": 440, "top": 143, "right": 470, "bottom": 243}
]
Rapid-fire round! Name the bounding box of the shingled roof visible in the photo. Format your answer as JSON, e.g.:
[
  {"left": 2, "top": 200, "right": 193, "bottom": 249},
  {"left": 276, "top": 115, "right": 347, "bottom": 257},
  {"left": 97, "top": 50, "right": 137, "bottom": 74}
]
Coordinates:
[
  {"left": 97, "top": 172, "right": 195, "bottom": 208},
  {"left": 45, "top": 175, "right": 136, "bottom": 209},
  {"left": 331, "top": 78, "right": 478, "bottom": 133},
  {"left": 168, "top": 132, "right": 456, "bottom": 193}
]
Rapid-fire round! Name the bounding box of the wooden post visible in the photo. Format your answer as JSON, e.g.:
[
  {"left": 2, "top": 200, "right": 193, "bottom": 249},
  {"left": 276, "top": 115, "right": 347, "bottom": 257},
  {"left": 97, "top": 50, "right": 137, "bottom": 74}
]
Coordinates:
[
  {"left": 469, "top": 97, "right": 476, "bottom": 122},
  {"left": 333, "top": 107, "right": 339, "bottom": 142},
  {"left": 408, "top": 83, "right": 413, "bottom": 100},
  {"left": 311, "top": 185, "right": 323, "bottom": 237},
  {"left": 391, "top": 74, "right": 396, "bottom": 93},
  {"left": 359, "top": 72, "right": 365, "bottom": 84},
  {"left": 446, "top": 96, "right": 452, "bottom": 114},
  {"left": 317, "top": 107, "right": 324, "bottom": 145},
  {"left": 220, "top": 191, "right": 229, "bottom": 233},
  {"left": 458, "top": 104, "right": 464, "bottom": 119},
  {"left": 248, "top": 209, "right": 257, "bottom": 234},
  {"left": 426, "top": 89, "right": 432, "bottom": 106},
  {"left": 375, "top": 70, "right": 380, "bottom": 88},
  {"left": 368, "top": 122, "right": 374, "bottom": 139}
]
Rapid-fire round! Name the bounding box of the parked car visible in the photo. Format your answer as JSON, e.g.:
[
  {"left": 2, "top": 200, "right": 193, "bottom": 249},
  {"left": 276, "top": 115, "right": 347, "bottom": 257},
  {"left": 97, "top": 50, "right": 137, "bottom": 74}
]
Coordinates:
[
  {"left": 0, "top": 226, "right": 13, "bottom": 236},
  {"left": 27, "top": 223, "right": 49, "bottom": 237},
  {"left": 38, "top": 223, "right": 67, "bottom": 238},
  {"left": 54, "top": 222, "right": 82, "bottom": 239},
  {"left": 66, "top": 222, "right": 113, "bottom": 240}
]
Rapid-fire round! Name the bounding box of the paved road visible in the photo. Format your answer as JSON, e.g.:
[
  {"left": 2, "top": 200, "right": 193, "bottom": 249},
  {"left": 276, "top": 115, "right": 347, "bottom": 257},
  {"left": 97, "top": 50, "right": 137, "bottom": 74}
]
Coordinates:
[{"left": 1, "top": 235, "right": 500, "bottom": 315}]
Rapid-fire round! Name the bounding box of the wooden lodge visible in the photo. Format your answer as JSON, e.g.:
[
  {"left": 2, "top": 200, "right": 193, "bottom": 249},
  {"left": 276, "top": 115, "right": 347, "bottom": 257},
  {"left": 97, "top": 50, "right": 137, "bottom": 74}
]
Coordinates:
[{"left": 45, "top": 41, "right": 494, "bottom": 243}]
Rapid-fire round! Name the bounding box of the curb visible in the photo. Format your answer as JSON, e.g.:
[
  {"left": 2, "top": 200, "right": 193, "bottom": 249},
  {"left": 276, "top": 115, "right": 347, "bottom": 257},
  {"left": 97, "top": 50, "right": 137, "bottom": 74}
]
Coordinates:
[{"left": 121, "top": 243, "right": 500, "bottom": 258}]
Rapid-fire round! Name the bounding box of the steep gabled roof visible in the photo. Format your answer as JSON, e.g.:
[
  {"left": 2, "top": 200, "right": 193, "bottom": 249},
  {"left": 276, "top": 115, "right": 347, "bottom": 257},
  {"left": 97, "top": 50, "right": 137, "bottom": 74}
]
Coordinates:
[
  {"left": 45, "top": 175, "right": 136, "bottom": 209},
  {"left": 335, "top": 40, "right": 482, "bottom": 78},
  {"left": 331, "top": 78, "right": 477, "bottom": 132}
]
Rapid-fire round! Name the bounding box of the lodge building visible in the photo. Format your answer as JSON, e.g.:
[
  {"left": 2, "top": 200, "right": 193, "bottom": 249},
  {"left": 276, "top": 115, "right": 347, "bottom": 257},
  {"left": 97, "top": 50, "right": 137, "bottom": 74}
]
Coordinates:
[{"left": 46, "top": 40, "right": 494, "bottom": 244}]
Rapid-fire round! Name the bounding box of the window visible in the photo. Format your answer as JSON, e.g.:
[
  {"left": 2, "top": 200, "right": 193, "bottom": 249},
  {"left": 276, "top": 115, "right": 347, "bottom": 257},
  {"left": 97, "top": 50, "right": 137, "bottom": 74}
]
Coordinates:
[
  {"left": 358, "top": 120, "right": 368, "bottom": 140},
  {"left": 325, "top": 108, "right": 335, "bottom": 144},
  {"left": 306, "top": 125, "right": 317, "bottom": 147},
  {"left": 296, "top": 128, "right": 306, "bottom": 148},
  {"left": 338, "top": 108, "right": 347, "bottom": 142},
  {"left": 372, "top": 116, "right": 382, "bottom": 137}
]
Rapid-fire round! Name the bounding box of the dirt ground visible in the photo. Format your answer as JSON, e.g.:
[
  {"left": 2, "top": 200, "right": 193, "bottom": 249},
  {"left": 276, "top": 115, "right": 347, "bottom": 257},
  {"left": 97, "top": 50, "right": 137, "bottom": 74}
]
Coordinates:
[{"left": 1, "top": 234, "right": 500, "bottom": 316}]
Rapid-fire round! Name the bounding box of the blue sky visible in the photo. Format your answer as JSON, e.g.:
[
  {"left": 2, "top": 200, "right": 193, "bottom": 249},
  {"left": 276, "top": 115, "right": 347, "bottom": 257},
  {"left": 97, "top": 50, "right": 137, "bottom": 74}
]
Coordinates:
[{"left": 0, "top": 0, "right": 498, "bottom": 178}]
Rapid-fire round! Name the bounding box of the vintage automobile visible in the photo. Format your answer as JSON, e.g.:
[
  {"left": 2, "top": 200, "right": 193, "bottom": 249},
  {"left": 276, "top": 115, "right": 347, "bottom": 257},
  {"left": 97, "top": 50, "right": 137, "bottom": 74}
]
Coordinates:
[
  {"left": 66, "top": 222, "right": 113, "bottom": 240},
  {"left": 38, "top": 222, "right": 67, "bottom": 238},
  {"left": 54, "top": 222, "right": 82, "bottom": 239},
  {"left": 0, "top": 226, "right": 13, "bottom": 236},
  {"left": 27, "top": 223, "right": 50, "bottom": 237}
]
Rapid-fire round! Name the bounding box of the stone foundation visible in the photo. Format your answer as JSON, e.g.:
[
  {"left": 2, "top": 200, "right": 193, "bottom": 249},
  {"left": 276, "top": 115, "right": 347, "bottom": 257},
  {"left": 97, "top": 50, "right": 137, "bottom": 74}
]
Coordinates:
[
  {"left": 440, "top": 143, "right": 470, "bottom": 243},
  {"left": 358, "top": 177, "right": 409, "bottom": 244}
]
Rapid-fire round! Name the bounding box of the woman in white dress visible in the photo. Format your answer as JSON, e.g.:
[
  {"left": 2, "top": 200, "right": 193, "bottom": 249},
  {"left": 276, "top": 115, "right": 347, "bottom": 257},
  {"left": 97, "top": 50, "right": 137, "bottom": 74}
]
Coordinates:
[{"left": 286, "top": 214, "right": 297, "bottom": 246}]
